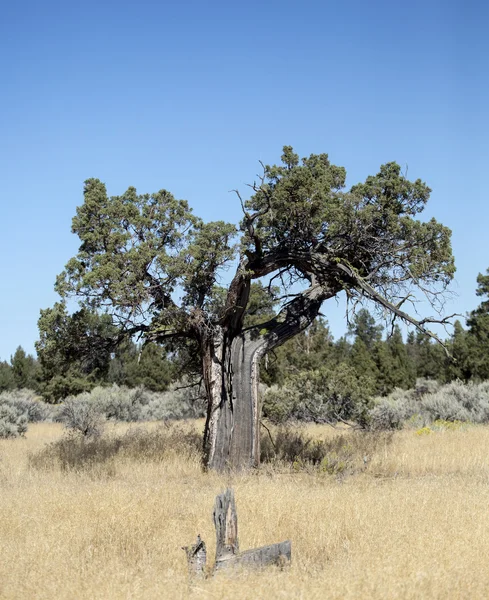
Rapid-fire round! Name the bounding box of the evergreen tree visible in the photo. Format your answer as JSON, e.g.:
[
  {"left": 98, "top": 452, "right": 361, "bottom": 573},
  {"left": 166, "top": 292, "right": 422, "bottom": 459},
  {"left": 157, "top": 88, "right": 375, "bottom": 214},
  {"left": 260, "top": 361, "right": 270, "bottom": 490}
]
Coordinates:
[
  {"left": 262, "top": 318, "right": 335, "bottom": 384},
  {"left": 445, "top": 320, "right": 471, "bottom": 381},
  {"left": 36, "top": 303, "right": 118, "bottom": 401},
  {"left": 465, "top": 270, "right": 489, "bottom": 380},
  {"left": 409, "top": 331, "right": 446, "bottom": 381},
  {"left": 10, "top": 346, "right": 39, "bottom": 390},
  {"left": 0, "top": 361, "right": 15, "bottom": 392},
  {"left": 347, "top": 309, "right": 383, "bottom": 349},
  {"left": 349, "top": 338, "right": 379, "bottom": 381},
  {"left": 108, "top": 341, "right": 175, "bottom": 391}
]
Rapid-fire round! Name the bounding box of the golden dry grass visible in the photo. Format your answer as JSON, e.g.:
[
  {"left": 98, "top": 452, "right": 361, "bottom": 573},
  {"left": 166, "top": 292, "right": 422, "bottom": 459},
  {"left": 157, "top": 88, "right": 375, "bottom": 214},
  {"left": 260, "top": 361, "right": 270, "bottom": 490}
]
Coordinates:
[{"left": 2, "top": 422, "right": 489, "bottom": 599}]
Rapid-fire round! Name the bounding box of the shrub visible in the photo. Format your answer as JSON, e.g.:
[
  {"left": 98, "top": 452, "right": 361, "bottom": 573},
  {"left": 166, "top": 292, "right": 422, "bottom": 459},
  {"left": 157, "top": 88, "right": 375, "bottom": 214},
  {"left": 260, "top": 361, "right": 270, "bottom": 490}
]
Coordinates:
[
  {"left": 138, "top": 381, "right": 206, "bottom": 421},
  {"left": 0, "top": 402, "right": 28, "bottom": 438},
  {"left": 369, "top": 397, "right": 408, "bottom": 431},
  {"left": 0, "top": 389, "right": 53, "bottom": 423},
  {"left": 368, "top": 380, "right": 489, "bottom": 429},
  {"left": 87, "top": 385, "right": 146, "bottom": 422},
  {"left": 263, "top": 364, "right": 374, "bottom": 426},
  {"left": 59, "top": 396, "right": 105, "bottom": 437},
  {"left": 0, "top": 388, "right": 52, "bottom": 437},
  {"left": 260, "top": 425, "right": 392, "bottom": 475},
  {"left": 414, "top": 378, "right": 441, "bottom": 397},
  {"left": 59, "top": 381, "right": 207, "bottom": 424}
]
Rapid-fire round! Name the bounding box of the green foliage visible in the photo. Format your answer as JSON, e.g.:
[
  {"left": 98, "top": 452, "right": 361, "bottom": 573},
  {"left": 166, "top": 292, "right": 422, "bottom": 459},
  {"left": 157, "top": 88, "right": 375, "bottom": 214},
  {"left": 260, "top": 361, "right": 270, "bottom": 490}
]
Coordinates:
[
  {"left": 108, "top": 341, "right": 175, "bottom": 391},
  {"left": 10, "top": 347, "right": 39, "bottom": 390},
  {"left": 465, "top": 270, "right": 489, "bottom": 380},
  {"left": 374, "top": 326, "right": 416, "bottom": 393},
  {"left": 348, "top": 309, "right": 382, "bottom": 349},
  {"left": 55, "top": 179, "right": 236, "bottom": 320},
  {"left": 263, "top": 362, "right": 374, "bottom": 425},
  {"left": 36, "top": 303, "right": 118, "bottom": 401},
  {"left": 245, "top": 153, "right": 454, "bottom": 292},
  {"left": 407, "top": 331, "right": 446, "bottom": 382},
  {"left": 0, "top": 361, "right": 14, "bottom": 392},
  {"left": 52, "top": 148, "right": 454, "bottom": 354},
  {"left": 261, "top": 318, "right": 335, "bottom": 385}
]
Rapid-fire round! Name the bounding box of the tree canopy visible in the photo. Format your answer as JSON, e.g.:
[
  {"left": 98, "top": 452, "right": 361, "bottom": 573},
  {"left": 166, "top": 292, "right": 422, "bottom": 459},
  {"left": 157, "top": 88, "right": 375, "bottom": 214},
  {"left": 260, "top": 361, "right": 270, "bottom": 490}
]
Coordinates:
[{"left": 54, "top": 146, "right": 454, "bottom": 348}]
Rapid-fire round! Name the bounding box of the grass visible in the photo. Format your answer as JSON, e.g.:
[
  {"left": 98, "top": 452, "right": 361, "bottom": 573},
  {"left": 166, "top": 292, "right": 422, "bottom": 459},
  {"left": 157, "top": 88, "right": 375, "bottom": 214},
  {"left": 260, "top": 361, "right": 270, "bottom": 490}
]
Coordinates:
[{"left": 2, "top": 421, "right": 489, "bottom": 598}]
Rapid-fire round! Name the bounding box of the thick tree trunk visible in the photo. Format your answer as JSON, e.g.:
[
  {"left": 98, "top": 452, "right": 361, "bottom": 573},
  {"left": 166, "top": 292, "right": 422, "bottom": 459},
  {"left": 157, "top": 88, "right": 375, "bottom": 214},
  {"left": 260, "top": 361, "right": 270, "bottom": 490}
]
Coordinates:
[
  {"left": 203, "top": 282, "right": 332, "bottom": 471},
  {"left": 203, "top": 329, "right": 265, "bottom": 471}
]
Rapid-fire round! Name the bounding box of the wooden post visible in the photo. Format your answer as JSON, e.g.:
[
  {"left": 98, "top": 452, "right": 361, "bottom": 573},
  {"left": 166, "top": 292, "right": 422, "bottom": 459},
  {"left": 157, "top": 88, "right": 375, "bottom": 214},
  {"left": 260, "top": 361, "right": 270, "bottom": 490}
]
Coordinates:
[
  {"left": 213, "top": 488, "right": 240, "bottom": 564},
  {"left": 184, "top": 488, "right": 291, "bottom": 577}
]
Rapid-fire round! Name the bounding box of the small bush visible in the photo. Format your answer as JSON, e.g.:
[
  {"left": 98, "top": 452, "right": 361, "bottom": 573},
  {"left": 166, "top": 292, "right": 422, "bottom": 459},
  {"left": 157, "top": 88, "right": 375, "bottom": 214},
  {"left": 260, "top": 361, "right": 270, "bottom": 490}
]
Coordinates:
[
  {"left": 414, "top": 378, "right": 441, "bottom": 397},
  {"left": 0, "top": 390, "right": 49, "bottom": 437},
  {"left": 59, "top": 396, "right": 105, "bottom": 437},
  {"left": 369, "top": 398, "right": 407, "bottom": 431}
]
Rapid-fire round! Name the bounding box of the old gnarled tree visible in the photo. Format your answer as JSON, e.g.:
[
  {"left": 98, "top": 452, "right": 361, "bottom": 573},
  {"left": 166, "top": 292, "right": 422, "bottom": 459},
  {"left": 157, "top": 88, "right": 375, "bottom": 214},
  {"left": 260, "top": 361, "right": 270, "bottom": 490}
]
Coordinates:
[{"left": 52, "top": 147, "right": 455, "bottom": 470}]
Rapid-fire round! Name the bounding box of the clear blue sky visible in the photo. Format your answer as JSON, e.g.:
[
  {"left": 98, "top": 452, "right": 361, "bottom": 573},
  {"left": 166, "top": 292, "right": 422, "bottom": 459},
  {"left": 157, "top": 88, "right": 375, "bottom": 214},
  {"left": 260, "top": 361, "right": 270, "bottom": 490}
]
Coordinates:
[{"left": 0, "top": 0, "right": 488, "bottom": 361}]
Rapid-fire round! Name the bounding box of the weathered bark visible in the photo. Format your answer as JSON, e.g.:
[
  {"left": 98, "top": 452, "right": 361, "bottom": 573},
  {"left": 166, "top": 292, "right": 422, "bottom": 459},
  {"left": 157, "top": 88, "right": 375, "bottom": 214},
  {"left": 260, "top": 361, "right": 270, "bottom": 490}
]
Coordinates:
[
  {"left": 203, "top": 283, "right": 333, "bottom": 471},
  {"left": 182, "top": 535, "right": 207, "bottom": 578},
  {"left": 212, "top": 488, "right": 291, "bottom": 572},
  {"left": 216, "top": 541, "right": 291, "bottom": 571},
  {"left": 213, "top": 488, "right": 239, "bottom": 561},
  {"left": 184, "top": 489, "right": 290, "bottom": 577}
]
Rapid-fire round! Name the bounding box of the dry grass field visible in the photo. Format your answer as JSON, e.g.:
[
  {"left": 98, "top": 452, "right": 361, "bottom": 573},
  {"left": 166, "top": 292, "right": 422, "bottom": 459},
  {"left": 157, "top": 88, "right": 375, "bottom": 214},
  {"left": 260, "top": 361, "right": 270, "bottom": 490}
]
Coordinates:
[{"left": 2, "top": 421, "right": 489, "bottom": 599}]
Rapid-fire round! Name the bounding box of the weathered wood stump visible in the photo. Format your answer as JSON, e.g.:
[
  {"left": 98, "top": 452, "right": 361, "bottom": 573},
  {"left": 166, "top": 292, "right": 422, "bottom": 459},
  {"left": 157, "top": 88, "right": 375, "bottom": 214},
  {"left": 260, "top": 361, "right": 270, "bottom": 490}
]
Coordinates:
[
  {"left": 183, "top": 488, "right": 291, "bottom": 577},
  {"left": 182, "top": 535, "right": 207, "bottom": 578}
]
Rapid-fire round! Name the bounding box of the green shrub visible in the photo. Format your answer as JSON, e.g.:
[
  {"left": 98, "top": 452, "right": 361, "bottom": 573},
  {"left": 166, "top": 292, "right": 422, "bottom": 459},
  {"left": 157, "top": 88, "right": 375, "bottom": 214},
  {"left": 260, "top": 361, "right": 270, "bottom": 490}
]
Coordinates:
[{"left": 262, "top": 364, "right": 374, "bottom": 426}]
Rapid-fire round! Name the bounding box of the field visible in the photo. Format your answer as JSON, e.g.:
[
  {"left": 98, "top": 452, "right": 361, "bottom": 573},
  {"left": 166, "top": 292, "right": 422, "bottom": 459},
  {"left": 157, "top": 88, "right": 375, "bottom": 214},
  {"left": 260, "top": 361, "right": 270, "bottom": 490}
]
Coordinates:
[{"left": 1, "top": 422, "right": 489, "bottom": 599}]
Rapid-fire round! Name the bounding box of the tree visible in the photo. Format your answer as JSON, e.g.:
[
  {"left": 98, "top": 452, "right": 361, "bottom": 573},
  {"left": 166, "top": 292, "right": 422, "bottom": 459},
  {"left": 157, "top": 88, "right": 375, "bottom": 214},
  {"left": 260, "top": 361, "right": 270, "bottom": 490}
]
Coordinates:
[
  {"left": 0, "top": 361, "right": 15, "bottom": 392},
  {"left": 406, "top": 330, "right": 446, "bottom": 382},
  {"left": 10, "top": 346, "right": 39, "bottom": 390},
  {"left": 107, "top": 340, "right": 175, "bottom": 391},
  {"left": 51, "top": 147, "right": 454, "bottom": 470},
  {"left": 465, "top": 270, "right": 489, "bottom": 380},
  {"left": 445, "top": 320, "right": 470, "bottom": 381},
  {"left": 261, "top": 318, "right": 335, "bottom": 384},
  {"left": 374, "top": 325, "right": 415, "bottom": 393},
  {"left": 36, "top": 302, "right": 118, "bottom": 401},
  {"left": 347, "top": 308, "right": 383, "bottom": 349}
]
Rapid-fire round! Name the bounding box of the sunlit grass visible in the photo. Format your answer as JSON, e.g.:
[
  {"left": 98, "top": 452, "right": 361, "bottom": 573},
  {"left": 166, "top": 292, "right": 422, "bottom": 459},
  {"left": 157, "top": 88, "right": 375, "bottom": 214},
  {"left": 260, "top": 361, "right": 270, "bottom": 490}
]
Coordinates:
[{"left": 1, "top": 422, "right": 489, "bottom": 598}]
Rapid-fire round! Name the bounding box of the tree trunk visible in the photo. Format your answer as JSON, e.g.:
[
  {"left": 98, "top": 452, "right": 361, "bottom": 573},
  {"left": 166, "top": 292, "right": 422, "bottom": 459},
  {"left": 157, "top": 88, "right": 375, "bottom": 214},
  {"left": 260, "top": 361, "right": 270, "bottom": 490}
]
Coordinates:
[
  {"left": 203, "top": 282, "right": 331, "bottom": 471},
  {"left": 203, "top": 328, "right": 265, "bottom": 471}
]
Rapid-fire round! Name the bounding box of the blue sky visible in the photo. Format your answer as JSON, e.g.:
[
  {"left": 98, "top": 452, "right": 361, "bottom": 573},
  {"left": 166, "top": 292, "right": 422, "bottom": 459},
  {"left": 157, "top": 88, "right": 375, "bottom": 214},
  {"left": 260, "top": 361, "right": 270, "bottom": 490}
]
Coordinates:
[{"left": 0, "top": 0, "right": 488, "bottom": 361}]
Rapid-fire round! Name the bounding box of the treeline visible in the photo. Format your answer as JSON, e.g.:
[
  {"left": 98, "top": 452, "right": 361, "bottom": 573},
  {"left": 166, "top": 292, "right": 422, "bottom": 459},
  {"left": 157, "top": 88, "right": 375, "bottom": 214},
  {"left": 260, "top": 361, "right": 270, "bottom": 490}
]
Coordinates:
[
  {"left": 0, "top": 340, "right": 175, "bottom": 401},
  {"left": 2, "top": 270, "right": 489, "bottom": 404}
]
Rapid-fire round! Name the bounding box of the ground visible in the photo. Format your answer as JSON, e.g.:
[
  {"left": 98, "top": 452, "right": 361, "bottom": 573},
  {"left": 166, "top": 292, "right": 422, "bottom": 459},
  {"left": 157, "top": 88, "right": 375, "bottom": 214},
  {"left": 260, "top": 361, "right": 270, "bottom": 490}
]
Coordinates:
[{"left": 1, "top": 421, "right": 489, "bottom": 599}]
